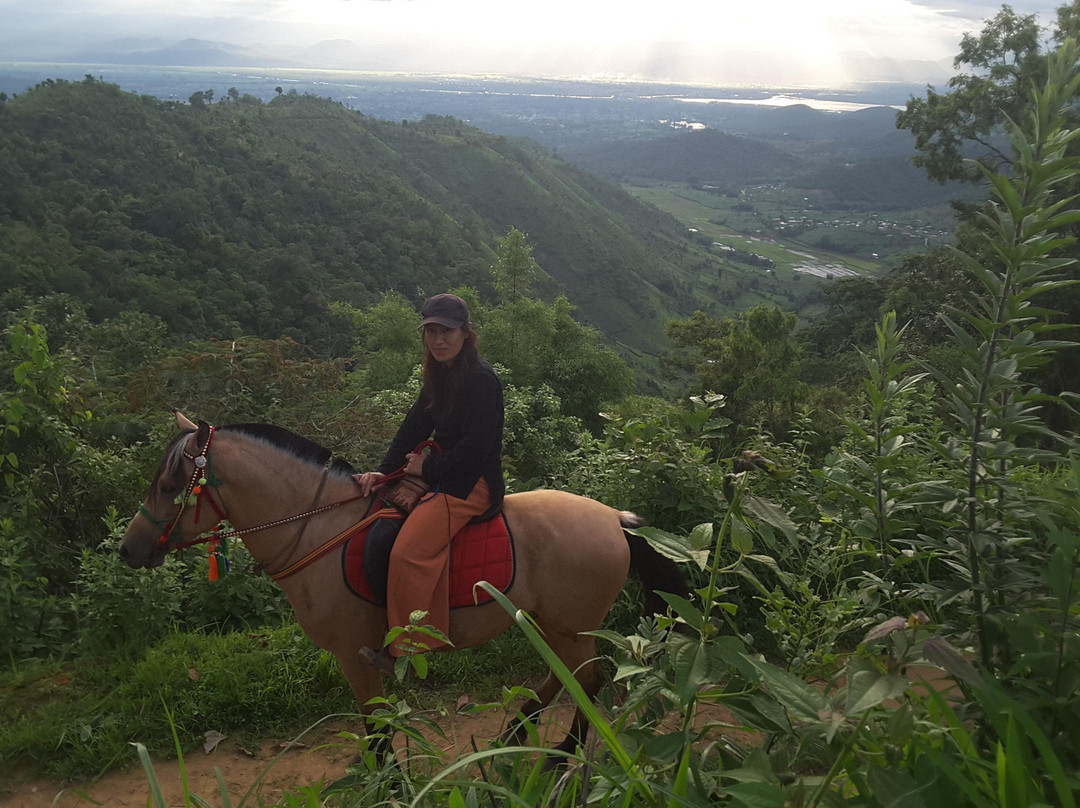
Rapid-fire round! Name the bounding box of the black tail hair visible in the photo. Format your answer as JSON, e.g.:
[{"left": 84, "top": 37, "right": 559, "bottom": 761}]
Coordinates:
[{"left": 622, "top": 517, "right": 690, "bottom": 617}]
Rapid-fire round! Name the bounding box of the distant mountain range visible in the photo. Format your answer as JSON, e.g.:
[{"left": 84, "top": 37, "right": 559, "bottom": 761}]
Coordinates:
[
  {"left": 67, "top": 38, "right": 304, "bottom": 69},
  {"left": 559, "top": 121, "right": 975, "bottom": 210},
  {"left": 0, "top": 56, "right": 971, "bottom": 211},
  {"left": 20, "top": 33, "right": 952, "bottom": 87}
]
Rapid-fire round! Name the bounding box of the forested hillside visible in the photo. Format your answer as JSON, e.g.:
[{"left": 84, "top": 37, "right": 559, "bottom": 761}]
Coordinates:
[
  {"left": 561, "top": 128, "right": 800, "bottom": 189},
  {"left": 0, "top": 76, "right": 766, "bottom": 358}
]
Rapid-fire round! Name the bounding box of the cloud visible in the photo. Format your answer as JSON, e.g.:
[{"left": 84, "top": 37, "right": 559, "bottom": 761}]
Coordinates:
[{"left": 908, "top": 0, "right": 1058, "bottom": 22}]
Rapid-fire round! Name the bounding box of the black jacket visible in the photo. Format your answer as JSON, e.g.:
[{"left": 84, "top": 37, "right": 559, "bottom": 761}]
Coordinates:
[{"left": 378, "top": 358, "right": 505, "bottom": 504}]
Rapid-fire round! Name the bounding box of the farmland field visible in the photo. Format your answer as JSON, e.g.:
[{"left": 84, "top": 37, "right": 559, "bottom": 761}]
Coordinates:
[{"left": 626, "top": 182, "right": 956, "bottom": 276}]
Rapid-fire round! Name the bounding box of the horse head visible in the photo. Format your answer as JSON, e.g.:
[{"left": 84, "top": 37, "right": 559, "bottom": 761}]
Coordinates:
[{"left": 120, "top": 411, "right": 219, "bottom": 569}]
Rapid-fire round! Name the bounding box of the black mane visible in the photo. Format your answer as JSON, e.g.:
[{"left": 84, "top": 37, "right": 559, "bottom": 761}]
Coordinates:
[{"left": 221, "top": 423, "right": 357, "bottom": 477}]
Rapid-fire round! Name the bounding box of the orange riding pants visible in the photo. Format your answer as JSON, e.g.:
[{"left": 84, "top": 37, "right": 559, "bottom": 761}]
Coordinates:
[{"left": 386, "top": 478, "right": 490, "bottom": 656}]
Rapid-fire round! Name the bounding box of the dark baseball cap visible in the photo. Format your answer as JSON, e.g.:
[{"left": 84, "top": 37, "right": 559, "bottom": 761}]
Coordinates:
[{"left": 419, "top": 293, "right": 470, "bottom": 329}]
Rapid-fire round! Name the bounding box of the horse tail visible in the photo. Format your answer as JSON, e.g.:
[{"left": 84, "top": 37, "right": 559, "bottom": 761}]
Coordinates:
[{"left": 620, "top": 511, "right": 690, "bottom": 617}]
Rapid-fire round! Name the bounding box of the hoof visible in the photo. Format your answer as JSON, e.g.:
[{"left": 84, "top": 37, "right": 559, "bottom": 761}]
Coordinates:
[{"left": 540, "top": 750, "right": 576, "bottom": 772}]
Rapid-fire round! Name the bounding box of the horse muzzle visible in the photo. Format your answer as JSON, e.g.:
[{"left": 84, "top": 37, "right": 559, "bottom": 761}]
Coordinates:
[{"left": 119, "top": 532, "right": 168, "bottom": 569}]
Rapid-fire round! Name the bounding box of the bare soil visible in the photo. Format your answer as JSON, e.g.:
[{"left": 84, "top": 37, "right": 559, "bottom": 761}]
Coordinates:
[{"left": 0, "top": 705, "right": 574, "bottom": 808}]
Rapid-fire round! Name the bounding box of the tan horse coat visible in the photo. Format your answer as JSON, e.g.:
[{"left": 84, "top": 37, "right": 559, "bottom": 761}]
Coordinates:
[{"left": 120, "top": 415, "right": 682, "bottom": 752}]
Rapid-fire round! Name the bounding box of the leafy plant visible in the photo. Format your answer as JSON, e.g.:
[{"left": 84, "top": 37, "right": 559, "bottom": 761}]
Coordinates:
[
  {"left": 71, "top": 507, "right": 294, "bottom": 656},
  {"left": 0, "top": 318, "right": 127, "bottom": 660},
  {"left": 555, "top": 393, "right": 730, "bottom": 532},
  {"left": 828, "top": 311, "right": 931, "bottom": 574},
  {"left": 0, "top": 518, "right": 66, "bottom": 662},
  {"left": 916, "top": 38, "right": 1080, "bottom": 672}
]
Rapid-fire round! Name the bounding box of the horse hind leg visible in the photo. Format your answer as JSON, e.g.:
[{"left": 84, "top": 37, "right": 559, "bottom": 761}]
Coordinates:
[
  {"left": 505, "top": 634, "right": 602, "bottom": 758},
  {"left": 555, "top": 661, "right": 601, "bottom": 757}
]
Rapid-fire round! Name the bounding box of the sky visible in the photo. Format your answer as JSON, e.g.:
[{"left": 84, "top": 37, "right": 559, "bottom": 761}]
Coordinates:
[{"left": 0, "top": 0, "right": 1066, "bottom": 88}]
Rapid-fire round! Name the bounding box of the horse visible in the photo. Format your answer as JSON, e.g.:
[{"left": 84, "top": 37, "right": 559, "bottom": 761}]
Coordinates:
[{"left": 120, "top": 411, "right": 688, "bottom": 756}]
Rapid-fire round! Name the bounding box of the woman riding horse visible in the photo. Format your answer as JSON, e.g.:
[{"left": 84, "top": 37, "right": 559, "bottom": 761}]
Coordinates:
[{"left": 354, "top": 293, "right": 504, "bottom": 672}]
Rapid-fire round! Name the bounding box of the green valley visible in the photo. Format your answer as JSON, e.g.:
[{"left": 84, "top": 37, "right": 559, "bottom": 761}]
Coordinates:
[{"left": 624, "top": 181, "right": 954, "bottom": 317}]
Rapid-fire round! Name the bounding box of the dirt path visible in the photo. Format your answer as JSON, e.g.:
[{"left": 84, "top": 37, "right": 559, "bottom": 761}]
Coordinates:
[
  {"left": 1, "top": 706, "right": 572, "bottom": 808},
  {"left": 1, "top": 666, "right": 956, "bottom": 807}
]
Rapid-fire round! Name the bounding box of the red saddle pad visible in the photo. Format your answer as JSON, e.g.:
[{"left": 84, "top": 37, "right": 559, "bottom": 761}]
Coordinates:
[{"left": 342, "top": 514, "right": 515, "bottom": 608}]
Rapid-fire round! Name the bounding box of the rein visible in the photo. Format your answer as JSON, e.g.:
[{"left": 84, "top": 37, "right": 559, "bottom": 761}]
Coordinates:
[
  {"left": 369, "top": 439, "right": 441, "bottom": 488},
  {"left": 143, "top": 427, "right": 438, "bottom": 580},
  {"left": 263, "top": 440, "right": 440, "bottom": 579},
  {"left": 188, "top": 492, "right": 368, "bottom": 547},
  {"left": 267, "top": 506, "right": 399, "bottom": 582}
]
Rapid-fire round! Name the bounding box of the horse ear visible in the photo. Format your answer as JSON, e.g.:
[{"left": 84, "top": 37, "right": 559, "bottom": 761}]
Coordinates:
[
  {"left": 174, "top": 410, "right": 198, "bottom": 431},
  {"left": 195, "top": 421, "right": 211, "bottom": 450}
]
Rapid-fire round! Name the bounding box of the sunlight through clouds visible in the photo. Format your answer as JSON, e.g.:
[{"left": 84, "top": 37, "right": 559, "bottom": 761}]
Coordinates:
[
  {"left": 254, "top": 0, "right": 979, "bottom": 84},
  {"left": 260, "top": 0, "right": 980, "bottom": 62}
]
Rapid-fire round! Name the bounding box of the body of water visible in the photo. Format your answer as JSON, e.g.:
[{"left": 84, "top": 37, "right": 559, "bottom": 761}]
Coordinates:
[{"left": 0, "top": 61, "right": 918, "bottom": 114}]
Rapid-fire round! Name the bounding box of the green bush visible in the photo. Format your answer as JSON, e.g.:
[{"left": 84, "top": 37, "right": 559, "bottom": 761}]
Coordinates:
[
  {"left": 0, "top": 623, "right": 357, "bottom": 781},
  {"left": 553, "top": 393, "right": 730, "bottom": 533},
  {"left": 0, "top": 518, "right": 67, "bottom": 662},
  {"left": 72, "top": 520, "right": 294, "bottom": 658}
]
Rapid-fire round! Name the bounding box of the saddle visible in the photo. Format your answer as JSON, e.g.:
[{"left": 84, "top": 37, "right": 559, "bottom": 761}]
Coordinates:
[{"left": 342, "top": 508, "right": 515, "bottom": 608}]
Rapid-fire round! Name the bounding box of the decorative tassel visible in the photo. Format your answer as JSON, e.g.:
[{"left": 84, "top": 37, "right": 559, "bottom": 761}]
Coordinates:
[
  {"left": 207, "top": 529, "right": 230, "bottom": 581},
  {"left": 218, "top": 532, "right": 231, "bottom": 576}
]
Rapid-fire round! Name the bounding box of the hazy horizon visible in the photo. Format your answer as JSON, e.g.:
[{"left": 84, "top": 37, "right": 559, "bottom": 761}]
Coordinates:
[{"left": 0, "top": 0, "right": 1064, "bottom": 90}]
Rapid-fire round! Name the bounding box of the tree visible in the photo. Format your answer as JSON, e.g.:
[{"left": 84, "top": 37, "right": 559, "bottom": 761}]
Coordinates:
[
  {"left": 480, "top": 295, "right": 633, "bottom": 429},
  {"left": 490, "top": 226, "right": 540, "bottom": 363},
  {"left": 897, "top": 3, "right": 1079, "bottom": 184},
  {"left": 665, "top": 304, "right": 806, "bottom": 438},
  {"left": 491, "top": 226, "right": 537, "bottom": 302},
  {"left": 334, "top": 292, "right": 422, "bottom": 391},
  {"left": 899, "top": 4, "right": 1080, "bottom": 436}
]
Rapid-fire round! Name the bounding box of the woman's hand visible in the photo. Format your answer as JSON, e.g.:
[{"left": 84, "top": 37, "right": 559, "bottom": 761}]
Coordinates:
[
  {"left": 353, "top": 471, "right": 386, "bottom": 497},
  {"left": 404, "top": 452, "right": 426, "bottom": 476}
]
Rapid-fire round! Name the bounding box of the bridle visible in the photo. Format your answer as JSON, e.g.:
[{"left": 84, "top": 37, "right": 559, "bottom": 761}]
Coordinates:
[
  {"left": 137, "top": 424, "right": 424, "bottom": 579},
  {"left": 138, "top": 425, "right": 229, "bottom": 554}
]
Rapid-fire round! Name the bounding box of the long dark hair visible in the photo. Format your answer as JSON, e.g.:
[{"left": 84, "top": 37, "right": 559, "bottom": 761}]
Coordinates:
[{"left": 422, "top": 323, "right": 479, "bottom": 417}]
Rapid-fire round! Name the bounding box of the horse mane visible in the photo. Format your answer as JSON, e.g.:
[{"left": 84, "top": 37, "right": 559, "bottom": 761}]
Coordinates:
[
  {"left": 220, "top": 423, "right": 358, "bottom": 477},
  {"left": 152, "top": 428, "right": 197, "bottom": 493}
]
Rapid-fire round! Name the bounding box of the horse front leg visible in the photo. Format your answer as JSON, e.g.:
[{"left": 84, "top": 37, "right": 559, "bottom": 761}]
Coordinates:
[{"left": 335, "top": 650, "right": 394, "bottom": 763}]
